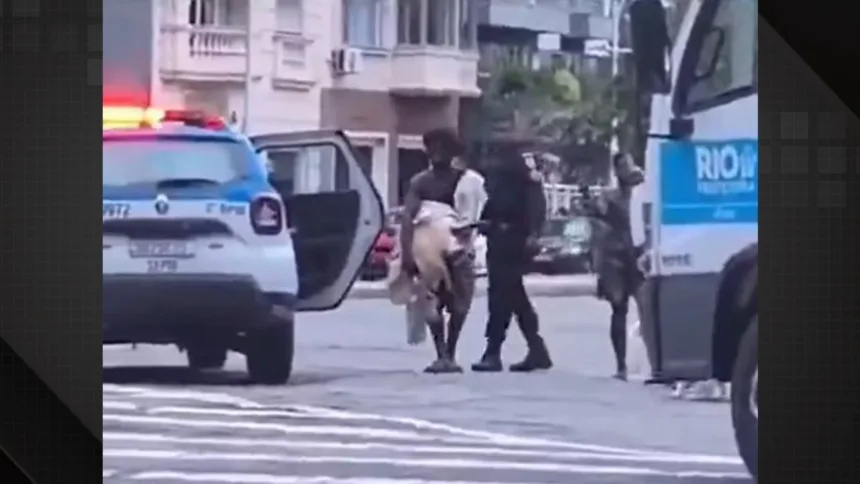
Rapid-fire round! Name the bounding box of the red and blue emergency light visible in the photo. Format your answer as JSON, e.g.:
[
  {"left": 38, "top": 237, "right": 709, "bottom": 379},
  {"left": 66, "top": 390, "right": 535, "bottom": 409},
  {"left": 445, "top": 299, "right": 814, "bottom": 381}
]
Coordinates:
[{"left": 103, "top": 105, "right": 228, "bottom": 131}]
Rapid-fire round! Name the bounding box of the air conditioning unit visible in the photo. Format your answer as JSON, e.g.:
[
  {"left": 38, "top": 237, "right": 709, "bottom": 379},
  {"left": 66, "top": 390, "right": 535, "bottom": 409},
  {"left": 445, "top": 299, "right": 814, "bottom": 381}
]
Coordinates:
[{"left": 331, "top": 47, "right": 364, "bottom": 75}]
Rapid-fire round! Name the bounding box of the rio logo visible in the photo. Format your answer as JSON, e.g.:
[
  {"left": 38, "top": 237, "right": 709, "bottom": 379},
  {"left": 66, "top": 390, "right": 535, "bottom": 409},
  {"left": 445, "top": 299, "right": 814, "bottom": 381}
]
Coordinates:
[{"left": 694, "top": 143, "right": 757, "bottom": 196}]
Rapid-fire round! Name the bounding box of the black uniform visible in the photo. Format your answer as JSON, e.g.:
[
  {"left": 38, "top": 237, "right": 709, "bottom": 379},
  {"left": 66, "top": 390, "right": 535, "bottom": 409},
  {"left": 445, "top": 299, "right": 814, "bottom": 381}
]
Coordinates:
[{"left": 472, "top": 154, "right": 552, "bottom": 372}]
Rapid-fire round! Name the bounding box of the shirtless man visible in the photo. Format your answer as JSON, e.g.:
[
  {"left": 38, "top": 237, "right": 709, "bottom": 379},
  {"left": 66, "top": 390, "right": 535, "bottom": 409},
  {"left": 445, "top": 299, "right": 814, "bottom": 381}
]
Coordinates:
[{"left": 400, "top": 128, "right": 476, "bottom": 374}]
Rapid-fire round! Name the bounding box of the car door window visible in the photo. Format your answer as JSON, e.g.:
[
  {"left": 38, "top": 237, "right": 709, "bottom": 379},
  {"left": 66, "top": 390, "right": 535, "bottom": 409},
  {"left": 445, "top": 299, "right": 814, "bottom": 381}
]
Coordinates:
[
  {"left": 265, "top": 144, "right": 351, "bottom": 195},
  {"left": 677, "top": 0, "right": 757, "bottom": 114}
]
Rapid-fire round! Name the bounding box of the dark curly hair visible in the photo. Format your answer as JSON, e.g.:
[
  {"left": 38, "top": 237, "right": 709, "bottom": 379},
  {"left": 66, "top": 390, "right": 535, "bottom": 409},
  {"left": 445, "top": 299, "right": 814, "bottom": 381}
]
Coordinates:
[{"left": 422, "top": 127, "right": 464, "bottom": 157}]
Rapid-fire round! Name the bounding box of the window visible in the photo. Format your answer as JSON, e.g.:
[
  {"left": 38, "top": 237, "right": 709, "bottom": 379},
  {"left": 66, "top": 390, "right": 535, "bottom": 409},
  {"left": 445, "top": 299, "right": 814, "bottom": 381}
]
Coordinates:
[
  {"left": 355, "top": 146, "right": 374, "bottom": 178},
  {"left": 678, "top": 0, "right": 757, "bottom": 113},
  {"left": 397, "top": 0, "right": 422, "bottom": 44},
  {"left": 103, "top": 139, "right": 248, "bottom": 186},
  {"left": 397, "top": 0, "right": 472, "bottom": 47},
  {"left": 427, "top": 0, "right": 457, "bottom": 46},
  {"left": 459, "top": 0, "right": 476, "bottom": 49},
  {"left": 343, "top": 0, "right": 384, "bottom": 47},
  {"left": 264, "top": 145, "right": 350, "bottom": 195},
  {"left": 276, "top": 0, "right": 303, "bottom": 33},
  {"left": 188, "top": 0, "right": 246, "bottom": 27}
]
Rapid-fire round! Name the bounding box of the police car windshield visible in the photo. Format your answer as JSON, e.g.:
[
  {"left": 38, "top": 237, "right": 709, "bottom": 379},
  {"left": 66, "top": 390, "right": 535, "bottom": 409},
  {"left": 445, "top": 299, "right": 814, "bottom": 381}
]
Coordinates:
[{"left": 102, "top": 138, "right": 248, "bottom": 187}]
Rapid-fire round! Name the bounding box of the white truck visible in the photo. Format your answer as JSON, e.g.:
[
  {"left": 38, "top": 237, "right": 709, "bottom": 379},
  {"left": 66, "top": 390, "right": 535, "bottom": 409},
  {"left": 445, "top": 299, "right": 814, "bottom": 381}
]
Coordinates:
[{"left": 627, "top": 0, "right": 757, "bottom": 478}]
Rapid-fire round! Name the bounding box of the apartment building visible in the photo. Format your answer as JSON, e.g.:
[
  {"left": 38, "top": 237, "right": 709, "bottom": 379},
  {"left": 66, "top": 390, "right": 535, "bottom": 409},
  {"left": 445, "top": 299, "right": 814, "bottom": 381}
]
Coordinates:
[
  {"left": 324, "top": 0, "right": 480, "bottom": 207},
  {"left": 153, "top": 0, "right": 323, "bottom": 134},
  {"left": 147, "top": 0, "right": 480, "bottom": 208}
]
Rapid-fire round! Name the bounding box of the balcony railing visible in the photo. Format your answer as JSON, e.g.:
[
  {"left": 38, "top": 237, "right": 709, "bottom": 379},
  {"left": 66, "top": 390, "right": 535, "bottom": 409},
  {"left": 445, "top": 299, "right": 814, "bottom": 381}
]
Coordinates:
[
  {"left": 159, "top": 24, "right": 314, "bottom": 89},
  {"left": 160, "top": 24, "right": 248, "bottom": 81}
]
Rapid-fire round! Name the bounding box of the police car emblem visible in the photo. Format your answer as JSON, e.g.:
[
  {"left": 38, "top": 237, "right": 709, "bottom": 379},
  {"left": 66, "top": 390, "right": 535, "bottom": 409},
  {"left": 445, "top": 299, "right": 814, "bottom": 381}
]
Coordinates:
[{"left": 154, "top": 194, "right": 170, "bottom": 215}]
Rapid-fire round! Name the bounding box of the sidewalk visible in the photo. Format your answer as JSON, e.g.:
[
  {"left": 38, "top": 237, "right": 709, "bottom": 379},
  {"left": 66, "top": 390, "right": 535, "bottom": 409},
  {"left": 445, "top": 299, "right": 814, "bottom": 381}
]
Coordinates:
[{"left": 349, "top": 274, "right": 597, "bottom": 299}]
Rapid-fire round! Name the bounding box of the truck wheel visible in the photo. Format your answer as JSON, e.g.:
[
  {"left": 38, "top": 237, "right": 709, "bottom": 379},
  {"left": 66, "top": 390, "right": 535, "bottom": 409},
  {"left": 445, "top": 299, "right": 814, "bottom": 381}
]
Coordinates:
[
  {"left": 186, "top": 344, "right": 228, "bottom": 370},
  {"left": 731, "top": 316, "right": 758, "bottom": 480},
  {"left": 246, "top": 317, "right": 295, "bottom": 384}
]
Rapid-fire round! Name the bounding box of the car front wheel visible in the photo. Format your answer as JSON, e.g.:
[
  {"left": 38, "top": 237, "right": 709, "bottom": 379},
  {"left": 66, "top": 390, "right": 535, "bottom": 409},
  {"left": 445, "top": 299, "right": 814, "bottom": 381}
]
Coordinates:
[{"left": 731, "top": 315, "right": 758, "bottom": 480}]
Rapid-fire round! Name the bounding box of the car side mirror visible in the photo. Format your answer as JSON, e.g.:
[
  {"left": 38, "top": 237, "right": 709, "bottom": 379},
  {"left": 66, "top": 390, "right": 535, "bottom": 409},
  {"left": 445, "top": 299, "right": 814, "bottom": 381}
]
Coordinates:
[{"left": 630, "top": 0, "right": 671, "bottom": 95}]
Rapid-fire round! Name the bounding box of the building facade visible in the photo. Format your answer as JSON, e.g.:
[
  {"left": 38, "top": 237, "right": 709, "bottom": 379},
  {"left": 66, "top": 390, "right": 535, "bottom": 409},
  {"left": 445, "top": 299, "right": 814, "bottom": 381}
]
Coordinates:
[{"left": 150, "top": 0, "right": 480, "bottom": 209}]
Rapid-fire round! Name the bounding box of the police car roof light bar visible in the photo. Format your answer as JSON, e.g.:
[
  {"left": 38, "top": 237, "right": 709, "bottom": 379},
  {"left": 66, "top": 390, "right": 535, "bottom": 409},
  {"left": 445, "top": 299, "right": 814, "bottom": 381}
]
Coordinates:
[{"left": 102, "top": 104, "right": 227, "bottom": 131}]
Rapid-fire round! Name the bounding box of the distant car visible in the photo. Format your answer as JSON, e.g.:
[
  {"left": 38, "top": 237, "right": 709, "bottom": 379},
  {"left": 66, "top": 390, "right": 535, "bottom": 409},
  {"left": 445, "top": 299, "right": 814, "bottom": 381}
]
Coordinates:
[
  {"left": 360, "top": 208, "right": 402, "bottom": 281},
  {"left": 361, "top": 226, "right": 396, "bottom": 281},
  {"left": 531, "top": 217, "right": 593, "bottom": 274}
]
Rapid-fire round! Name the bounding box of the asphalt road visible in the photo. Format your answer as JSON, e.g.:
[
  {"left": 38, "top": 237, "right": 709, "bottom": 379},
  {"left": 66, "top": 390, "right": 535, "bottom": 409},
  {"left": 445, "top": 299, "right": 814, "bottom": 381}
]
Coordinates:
[{"left": 103, "top": 296, "right": 751, "bottom": 484}]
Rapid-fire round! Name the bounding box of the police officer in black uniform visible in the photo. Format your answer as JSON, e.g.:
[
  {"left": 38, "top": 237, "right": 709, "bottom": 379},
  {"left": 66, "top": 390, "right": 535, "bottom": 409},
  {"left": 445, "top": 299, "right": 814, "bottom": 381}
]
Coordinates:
[{"left": 472, "top": 152, "right": 552, "bottom": 372}]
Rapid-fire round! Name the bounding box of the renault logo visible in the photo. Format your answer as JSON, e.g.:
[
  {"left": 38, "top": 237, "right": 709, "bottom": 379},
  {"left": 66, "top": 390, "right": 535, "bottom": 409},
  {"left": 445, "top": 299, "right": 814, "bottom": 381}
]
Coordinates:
[{"left": 154, "top": 194, "right": 170, "bottom": 215}]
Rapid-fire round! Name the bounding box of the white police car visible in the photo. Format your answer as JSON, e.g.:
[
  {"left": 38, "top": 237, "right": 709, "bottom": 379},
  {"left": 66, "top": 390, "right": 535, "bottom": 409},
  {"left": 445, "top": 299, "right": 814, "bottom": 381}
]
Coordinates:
[{"left": 102, "top": 107, "right": 384, "bottom": 383}]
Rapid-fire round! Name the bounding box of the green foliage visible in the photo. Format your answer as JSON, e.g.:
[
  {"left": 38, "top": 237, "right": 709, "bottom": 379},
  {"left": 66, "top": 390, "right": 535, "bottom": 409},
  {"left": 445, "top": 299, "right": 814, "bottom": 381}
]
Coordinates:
[{"left": 481, "top": 62, "right": 639, "bottom": 153}]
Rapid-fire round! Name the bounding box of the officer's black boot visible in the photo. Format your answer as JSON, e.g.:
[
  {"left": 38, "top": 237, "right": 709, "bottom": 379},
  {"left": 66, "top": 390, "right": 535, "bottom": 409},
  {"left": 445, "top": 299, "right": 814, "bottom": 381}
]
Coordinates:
[
  {"left": 471, "top": 341, "right": 503, "bottom": 372},
  {"left": 509, "top": 308, "right": 553, "bottom": 372},
  {"left": 509, "top": 335, "right": 553, "bottom": 372}
]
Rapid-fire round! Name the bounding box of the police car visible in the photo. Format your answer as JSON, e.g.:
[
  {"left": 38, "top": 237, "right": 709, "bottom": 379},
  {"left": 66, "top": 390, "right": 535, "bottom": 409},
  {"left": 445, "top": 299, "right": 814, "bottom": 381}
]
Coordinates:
[{"left": 103, "top": 106, "right": 384, "bottom": 384}]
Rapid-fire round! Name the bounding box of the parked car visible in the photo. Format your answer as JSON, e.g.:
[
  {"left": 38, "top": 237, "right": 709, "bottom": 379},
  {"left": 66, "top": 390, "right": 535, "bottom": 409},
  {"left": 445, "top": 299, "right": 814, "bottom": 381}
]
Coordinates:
[
  {"left": 360, "top": 209, "right": 401, "bottom": 281},
  {"left": 531, "top": 216, "right": 593, "bottom": 274}
]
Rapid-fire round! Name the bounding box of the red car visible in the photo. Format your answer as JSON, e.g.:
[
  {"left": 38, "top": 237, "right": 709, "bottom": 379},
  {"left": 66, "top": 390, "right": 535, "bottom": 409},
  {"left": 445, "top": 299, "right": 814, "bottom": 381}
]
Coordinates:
[{"left": 361, "top": 210, "right": 399, "bottom": 281}]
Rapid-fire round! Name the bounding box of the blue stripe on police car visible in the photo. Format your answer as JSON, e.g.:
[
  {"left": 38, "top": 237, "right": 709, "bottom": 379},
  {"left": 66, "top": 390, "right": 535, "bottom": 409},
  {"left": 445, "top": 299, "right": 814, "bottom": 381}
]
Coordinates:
[{"left": 660, "top": 139, "right": 758, "bottom": 225}]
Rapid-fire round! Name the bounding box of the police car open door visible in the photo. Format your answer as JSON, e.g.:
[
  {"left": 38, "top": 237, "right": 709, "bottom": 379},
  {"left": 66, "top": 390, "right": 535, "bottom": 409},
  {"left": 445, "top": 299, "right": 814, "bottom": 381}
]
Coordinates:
[{"left": 251, "top": 130, "right": 384, "bottom": 311}]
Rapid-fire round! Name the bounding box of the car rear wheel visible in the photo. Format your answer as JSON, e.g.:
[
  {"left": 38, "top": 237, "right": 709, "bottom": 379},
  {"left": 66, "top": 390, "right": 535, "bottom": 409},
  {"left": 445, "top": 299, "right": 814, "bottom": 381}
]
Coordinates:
[
  {"left": 245, "top": 317, "right": 295, "bottom": 384},
  {"left": 731, "top": 315, "right": 758, "bottom": 480}
]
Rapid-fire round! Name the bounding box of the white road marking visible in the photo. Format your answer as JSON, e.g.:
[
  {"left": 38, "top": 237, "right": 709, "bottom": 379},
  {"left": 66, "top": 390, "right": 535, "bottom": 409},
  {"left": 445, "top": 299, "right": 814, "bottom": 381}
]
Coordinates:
[
  {"left": 102, "top": 385, "right": 740, "bottom": 462},
  {"left": 103, "top": 414, "right": 483, "bottom": 442},
  {"left": 103, "top": 450, "right": 750, "bottom": 479},
  {"left": 103, "top": 432, "right": 743, "bottom": 465},
  {"left": 128, "top": 473, "right": 550, "bottom": 484},
  {"left": 142, "top": 403, "right": 687, "bottom": 458},
  {"left": 104, "top": 400, "right": 138, "bottom": 411},
  {"left": 102, "top": 385, "right": 264, "bottom": 409},
  {"left": 103, "top": 469, "right": 118, "bottom": 478},
  {"left": 286, "top": 404, "right": 728, "bottom": 460}
]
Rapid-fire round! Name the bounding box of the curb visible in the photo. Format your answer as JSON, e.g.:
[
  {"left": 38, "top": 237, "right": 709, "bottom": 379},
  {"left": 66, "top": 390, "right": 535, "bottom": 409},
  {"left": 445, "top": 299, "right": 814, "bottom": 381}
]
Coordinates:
[{"left": 348, "top": 275, "right": 597, "bottom": 300}]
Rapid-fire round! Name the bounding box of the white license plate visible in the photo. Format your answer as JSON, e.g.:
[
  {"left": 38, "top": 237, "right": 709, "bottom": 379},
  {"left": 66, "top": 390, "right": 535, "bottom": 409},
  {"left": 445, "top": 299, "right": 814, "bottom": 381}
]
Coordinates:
[
  {"left": 534, "top": 254, "right": 552, "bottom": 262},
  {"left": 129, "top": 241, "right": 196, "bottom": 258}
]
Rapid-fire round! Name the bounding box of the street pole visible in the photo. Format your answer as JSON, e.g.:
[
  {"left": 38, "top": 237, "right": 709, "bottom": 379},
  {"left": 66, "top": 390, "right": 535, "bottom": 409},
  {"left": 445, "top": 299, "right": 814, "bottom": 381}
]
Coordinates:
[
  {"left": 240, "top": 8, "right": 253, "bottom": 133},
  {"left": 607, "top": 0, "right": 624, "bottom": 187}
]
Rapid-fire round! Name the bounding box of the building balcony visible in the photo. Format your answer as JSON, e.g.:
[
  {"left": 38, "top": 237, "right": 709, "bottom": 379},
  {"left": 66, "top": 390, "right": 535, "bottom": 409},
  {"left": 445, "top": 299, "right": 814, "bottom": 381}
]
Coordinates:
[
  {"left": 388, "top": 46, "right": 481, "bottom": 98},
  {"left": 159, "top": 24, "right": 314, "bottom": 90},
  {"left": 159, "top": 24, "right": 248, "bottom": 82}
]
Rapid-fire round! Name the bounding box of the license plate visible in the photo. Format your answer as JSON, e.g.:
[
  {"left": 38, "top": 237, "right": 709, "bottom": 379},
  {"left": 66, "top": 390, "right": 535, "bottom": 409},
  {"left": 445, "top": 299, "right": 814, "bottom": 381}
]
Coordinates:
[
  {"left": 129, "top": 241, "right": 195, "bottom": 258},
  {"left": 534, "top": 254, "right": 552, "bottom": 262}
]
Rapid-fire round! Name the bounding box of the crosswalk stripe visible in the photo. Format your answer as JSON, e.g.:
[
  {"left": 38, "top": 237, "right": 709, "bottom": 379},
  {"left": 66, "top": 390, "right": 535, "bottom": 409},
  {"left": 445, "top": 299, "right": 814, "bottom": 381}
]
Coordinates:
[
  {"left": 103, "top": 413, "right": 486, "bottom": 442},
  {"left": 126, "top": 472, "right": 539, "bottom": 483},
  {"left": 103, "top": 449, "right": 749, "bottom": 479},
  {"left": 104, "top": 400, "right": 138, "bottom": 411},
  {"left": 103, "top": 432, "right": 743, "bottom": 466}
]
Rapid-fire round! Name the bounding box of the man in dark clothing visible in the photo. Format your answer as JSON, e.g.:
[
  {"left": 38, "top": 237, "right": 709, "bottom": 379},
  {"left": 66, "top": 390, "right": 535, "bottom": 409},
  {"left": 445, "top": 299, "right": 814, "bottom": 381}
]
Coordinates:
[
  {"left": 585, "top": 153, "right": 645, "bottom": 381},
  {"left": 472, "top": 152, "right": 552, "bottom": 373},
  {"left": 401, "top": 128, "right": 476, "bottom": 374}
]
